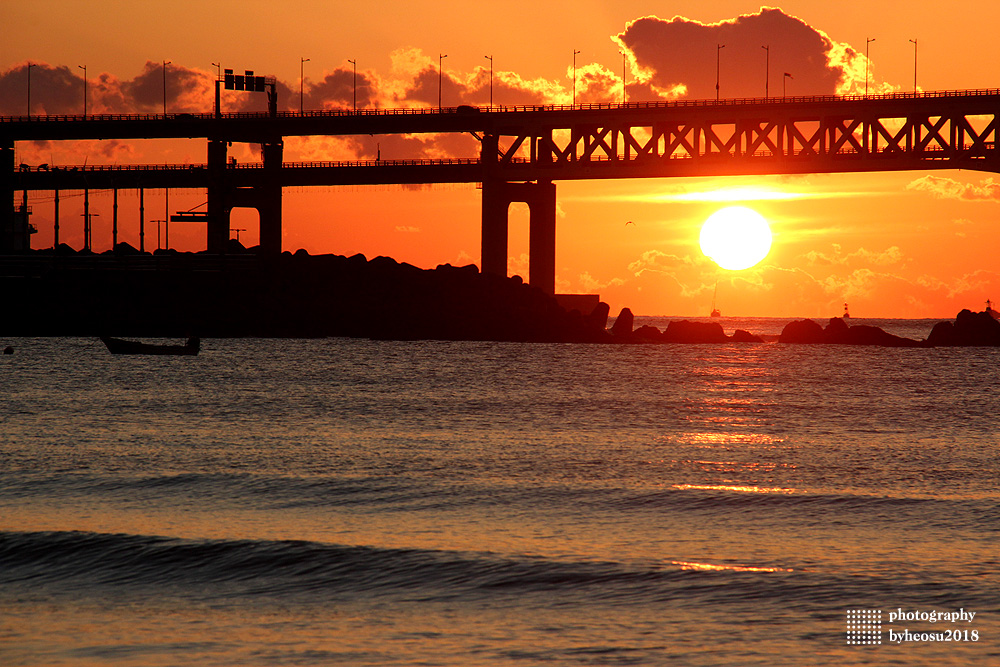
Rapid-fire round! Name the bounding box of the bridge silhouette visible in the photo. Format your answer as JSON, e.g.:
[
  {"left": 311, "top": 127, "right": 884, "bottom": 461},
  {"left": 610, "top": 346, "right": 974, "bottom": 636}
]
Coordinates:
[{"left": 5, "top": 88, "right": 1000, "bottom": 294}]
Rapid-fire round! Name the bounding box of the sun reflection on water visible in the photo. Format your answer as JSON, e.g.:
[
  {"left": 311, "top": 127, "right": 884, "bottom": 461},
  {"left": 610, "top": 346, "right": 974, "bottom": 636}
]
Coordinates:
[
  {"left": 670, "top": 560, "right": 794, "bottom": 573},
  {"left": 672, "top": 483, "right": 798, "bottom": 494}
]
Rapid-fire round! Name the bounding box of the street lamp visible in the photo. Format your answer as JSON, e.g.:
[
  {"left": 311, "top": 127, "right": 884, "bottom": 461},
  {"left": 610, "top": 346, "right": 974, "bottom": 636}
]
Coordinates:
[
  {"left": 716, "top": 44, "right": 725, "bottom": 101},
  {"left": 484, "top": 55, "right": 493, "bottom": 107},
  {"left": 162, "top": 61, "right": 171, "bottom": 114},
  {"left": 78, "top": 65, "right": 87, "bottom": 116},
  {"left": 620, "top": 51, "right": 626, "bottom": 105},
  {"left": 211, "top": 62, "right": 222, "bottom": 117},
  {"left": 573, "top": 49, "right": 581, "bottom": 106},
  {"left": 300, "top": 57, "right": 310, "bottom": 114},
  {"left": 347, "top": 59, "right": 357, "bottom": 111},
  {"left": 438, "top": 53, "right": 447, "bottom": 110},
  {"left": 865, "top": 38, "right": 875, "bottom": 95},
  {"left": 761, "top": 45, "right": 769, "bottom": 99},
  {"left": 909, "top": 39, "right": 918, "bottom": 93},
  {"left": 26, "top": 62, "right": 36, "bottom": 116}
]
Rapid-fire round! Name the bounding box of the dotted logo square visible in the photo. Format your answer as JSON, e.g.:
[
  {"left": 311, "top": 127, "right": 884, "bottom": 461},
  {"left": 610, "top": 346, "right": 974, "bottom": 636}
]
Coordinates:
[{"left": 846, "top": 609, "right": 882, "bottom": 645}]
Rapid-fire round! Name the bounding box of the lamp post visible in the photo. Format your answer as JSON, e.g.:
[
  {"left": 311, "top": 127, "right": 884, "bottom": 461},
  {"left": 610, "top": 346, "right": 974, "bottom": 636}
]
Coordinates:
[
  {"left": 761, "top": 45, "right": 769, "bottom": 99},
  {"left": 716, "top": 44, "right": 725, "bottom": 101},
  {"left": 162, "top": 60, "right": 170, "bottom": 114},
  {"left": 909, "top": 39, "right": 918, "bottom": 93},
  {"left": 300, "top": 57, "right": 309, "bottom": 114},
  {"left": 438, "top": 53, "right": 447, "bottom": 110},
  {"left": 620, "top": 51, "right": 626, "bottom": 104},
  {"left": 26, "top": 62, "right": 35, "bottom": 116},
  {"left": 865, "top": 38, "right": 875, "bottom": 95},
  {"left": 484, "top": 55, "right": 493, "bottom": 107},
  {"left": 78, "top": 65, "right": 87, "bottom": 116},
  {"left": 573, "top": 49, "right": 581, "bottom": 106},
  {"left": 211, "top": 62, "right": 222, "bottom": 117},
  {"left": 347, "top": 59, "right": 357, "bottom": 111}
]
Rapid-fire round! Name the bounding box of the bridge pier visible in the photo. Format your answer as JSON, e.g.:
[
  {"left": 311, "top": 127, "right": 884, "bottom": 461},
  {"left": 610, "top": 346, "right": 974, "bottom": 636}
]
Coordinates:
[
  {"left": 207, "top": 139, "right": 229, "bottom": 252},
  {"left": 481, "top": 179, "right": 557, "bottom": 295},
  {"left": 1, "top": 139, "right": 15, "bottom": 252},
  {"left": 206, "top": 137, "right": 283, "bottom": 254}
]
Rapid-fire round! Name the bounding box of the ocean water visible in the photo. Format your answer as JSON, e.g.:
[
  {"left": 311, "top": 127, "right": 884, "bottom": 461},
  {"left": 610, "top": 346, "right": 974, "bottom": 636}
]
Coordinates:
[{"left": 1, "top": 325, "right": 998, "bottom": 666}]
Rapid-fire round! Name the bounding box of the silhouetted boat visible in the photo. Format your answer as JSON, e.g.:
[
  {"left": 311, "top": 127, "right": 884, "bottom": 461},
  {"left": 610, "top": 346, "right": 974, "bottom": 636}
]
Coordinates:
[
  {"left": 710, "top": 282, "right": 721, "bottom": 317},
  {"left": 101, "top": 337, "right": 200, "bottom": 355}
]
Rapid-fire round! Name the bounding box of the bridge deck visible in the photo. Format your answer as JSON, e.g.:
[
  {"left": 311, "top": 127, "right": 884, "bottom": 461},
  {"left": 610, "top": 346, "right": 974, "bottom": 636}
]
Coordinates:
[{"left": 3, "top": 88, "right": 1000, "bottom": 142}]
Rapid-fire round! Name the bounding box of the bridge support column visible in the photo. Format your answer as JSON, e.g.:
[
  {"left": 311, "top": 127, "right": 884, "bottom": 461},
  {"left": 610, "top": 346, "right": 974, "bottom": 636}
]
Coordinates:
[
  {"left": 481, "top": 179, "right": 509, "bottom": 279},
  {"left": 1, "top": 140, "right": 14, "bottom": 253},
  {"left": 259, "top": 139, "right": 283, "bottom": 255},
  {"left": 528, "top": 180, "right": 556, "bottom": 296},
  {"left": 206, "top": 139, "right": 229, "bottom": 253},
  {"left": 480, "top": 179, "right": 557, "bottom": 295}
]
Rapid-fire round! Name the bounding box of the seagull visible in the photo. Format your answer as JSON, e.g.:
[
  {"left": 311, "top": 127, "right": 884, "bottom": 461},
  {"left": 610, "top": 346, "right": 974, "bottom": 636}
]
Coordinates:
[{"left": 625, "top": 220, "right": 635, "bottom": 226}]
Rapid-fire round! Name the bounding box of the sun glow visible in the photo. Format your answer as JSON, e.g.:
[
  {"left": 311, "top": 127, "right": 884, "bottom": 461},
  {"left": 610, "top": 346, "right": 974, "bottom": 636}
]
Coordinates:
[{"left": 699, "top": 206, "right": 773, "bottom": 270}]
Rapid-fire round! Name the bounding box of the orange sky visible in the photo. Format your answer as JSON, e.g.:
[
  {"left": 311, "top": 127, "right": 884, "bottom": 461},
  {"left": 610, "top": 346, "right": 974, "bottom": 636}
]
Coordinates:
[{"left": 5, "top": 1, "right": 1000, "bottom": 317}]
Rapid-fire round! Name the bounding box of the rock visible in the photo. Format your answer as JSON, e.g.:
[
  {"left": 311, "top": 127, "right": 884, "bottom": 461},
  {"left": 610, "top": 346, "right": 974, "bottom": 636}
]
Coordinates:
[
  {"left": 2, "top": 346, "right": 12, "bottom": 355},
  {"left": 779, "top": 317, "right": 923, "bottom": 346},
  {"left": 732, "top": 329, "right": 765, "bottom": 343},
  {"left": 779, "top": 319, "right": 825, "bottom": 343},
  {"left": 632, "top": 325, "right": 663, "bottom": 342},
  {"left": 113, "top": 241, "right": 140, "bottom": 255},
  {"left": 584, "top": 302, "right": 610, "bottom": 332},
  {"left": 928, "top": 309, "right": 1000, "bottom": 346},
  {"left": 611, "top": 307, "right": 634, "bottom": 337},
  {"left": 662, "top": 320, "right": 730, "bottom": 343}
]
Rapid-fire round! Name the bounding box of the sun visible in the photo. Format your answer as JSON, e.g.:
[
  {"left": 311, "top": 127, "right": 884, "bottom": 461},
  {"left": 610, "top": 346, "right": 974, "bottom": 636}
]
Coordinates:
[{"left": 699, "top": 206, "right": 773, "bottom": 270}]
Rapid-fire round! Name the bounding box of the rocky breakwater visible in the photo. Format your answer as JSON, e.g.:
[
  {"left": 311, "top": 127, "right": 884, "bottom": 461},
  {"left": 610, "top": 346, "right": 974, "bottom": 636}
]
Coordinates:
[
  {"left": 926, "top": 309, "right": 1000, "bottom": 346},
  {"left": 778, "top": 317, "right": 925, "bottom": 347},
  {"left": 2, "top": 247, "right": 614, "bottom": 342},
  {"left": 609, "top": 308, "right": 765, "bottom": 344}
]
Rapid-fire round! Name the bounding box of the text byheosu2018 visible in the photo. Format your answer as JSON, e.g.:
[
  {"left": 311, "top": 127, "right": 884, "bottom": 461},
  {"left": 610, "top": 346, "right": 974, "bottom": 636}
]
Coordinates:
[{"left": 887, "top": 628, "right": 980, "bottom": 643}]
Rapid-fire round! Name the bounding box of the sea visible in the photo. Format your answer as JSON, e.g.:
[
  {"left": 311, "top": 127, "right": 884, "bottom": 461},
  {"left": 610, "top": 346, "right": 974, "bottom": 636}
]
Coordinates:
[{"left": 2, "top": 317, "right": 998, "bottom": 666}]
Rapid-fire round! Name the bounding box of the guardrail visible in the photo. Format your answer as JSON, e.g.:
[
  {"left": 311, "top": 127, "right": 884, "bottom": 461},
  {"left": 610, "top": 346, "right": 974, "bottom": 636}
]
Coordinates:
[
  {"left": 3, "top": 88, "right": 1000, "bottom": 124},
  {"left": 12, "top": 143, "right": 993, "bottom": 175}
]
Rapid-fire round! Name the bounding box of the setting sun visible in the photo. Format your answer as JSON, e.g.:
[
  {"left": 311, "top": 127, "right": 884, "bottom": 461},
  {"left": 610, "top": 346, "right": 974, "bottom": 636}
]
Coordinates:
[{"left": 699, "top": 206, "right": 773, "bottom": 271}]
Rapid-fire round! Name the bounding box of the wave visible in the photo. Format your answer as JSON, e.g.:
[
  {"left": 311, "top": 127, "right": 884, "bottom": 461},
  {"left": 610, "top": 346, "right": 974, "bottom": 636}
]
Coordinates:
[
  {"left": 5, "top": 471, "right": 997, "bottom": 533},
  {"left": 3, "top": 530, "right": 997, "bottom": 610}
]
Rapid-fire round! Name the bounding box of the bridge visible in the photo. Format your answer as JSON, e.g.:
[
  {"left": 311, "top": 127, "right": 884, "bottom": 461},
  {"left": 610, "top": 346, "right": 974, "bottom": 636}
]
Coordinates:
[{"left": 4, "top": 88, "right": 1000, "bottom": 294}]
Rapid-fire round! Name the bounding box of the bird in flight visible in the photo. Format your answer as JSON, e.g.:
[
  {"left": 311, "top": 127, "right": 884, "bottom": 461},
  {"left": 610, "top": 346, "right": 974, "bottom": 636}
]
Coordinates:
[{"left": 625, "top": 221, "right": 635, "bottom": 226}]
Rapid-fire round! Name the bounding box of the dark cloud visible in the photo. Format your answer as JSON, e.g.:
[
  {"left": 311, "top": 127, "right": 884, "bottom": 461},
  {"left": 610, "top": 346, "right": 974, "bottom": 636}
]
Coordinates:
[
  {"left": 0, "top": 62, "right": 86, "bottom": 115},
  {"left": 306, "top": 68, "right": 376, "bottom": 110},
  {"left": 616, "top": 8, "right": 846, "bottom": 100}
]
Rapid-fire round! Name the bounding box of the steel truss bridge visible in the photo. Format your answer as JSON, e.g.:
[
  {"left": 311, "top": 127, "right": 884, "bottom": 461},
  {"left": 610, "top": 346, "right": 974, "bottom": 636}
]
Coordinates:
[{"left": 4, "top": 88, "right": 1000, "bottom": 294}]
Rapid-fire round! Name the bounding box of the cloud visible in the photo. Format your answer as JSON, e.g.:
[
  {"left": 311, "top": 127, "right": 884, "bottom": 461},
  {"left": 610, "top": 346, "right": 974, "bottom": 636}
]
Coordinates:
[
  {"left": 627, "top": 249, "right": 696, "bottom": 277},
  {"left": 1, "top": 62, "right": 86, "bottom": 115},
  {"left": 906, "top": 175, "right": 1000, "bottom": 202},
  {"left": 395, "top": 225, "right": 420, "bottom": 233},
  {"left": 802, "top": 244, "right": 904, "bottom": 267},
  {"left": 614, "top": 7, "right": 891, "bottom": 100},
  {"left": 301, "top": 67, "right": 376, "bottom": 111}
]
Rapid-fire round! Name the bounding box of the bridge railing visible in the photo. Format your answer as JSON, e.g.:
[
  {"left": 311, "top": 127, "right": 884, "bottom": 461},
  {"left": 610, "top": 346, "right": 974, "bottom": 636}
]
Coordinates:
[
  {"left": 14, "top": 142, "right": 990, "bottom": 175},
  {"left": 4, "top": 88, "right": 1000, "bottom": 124}
]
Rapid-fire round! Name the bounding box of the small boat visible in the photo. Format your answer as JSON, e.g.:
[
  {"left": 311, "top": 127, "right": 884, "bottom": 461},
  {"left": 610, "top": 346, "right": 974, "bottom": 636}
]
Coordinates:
[
  {"left": 710, "top": 282, "right": 721, "bottom": 317},
  {"left": 101, "top": 336, "right": 200, "bottom": 355}
]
